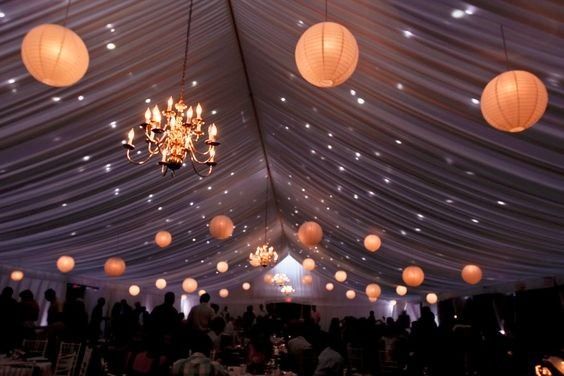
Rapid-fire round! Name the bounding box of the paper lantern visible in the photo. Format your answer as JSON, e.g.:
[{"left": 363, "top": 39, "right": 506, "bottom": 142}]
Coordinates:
[
  {"left": 104, "top": 257, "right": 126, "bottom": 277},
  {"left": 242, "top": 282, "right": 251, "bottom": 291},
  {"left": 295, "top": 22, "right": 359, "bottom": 88},
  {"left": 364, "top": 234, "right": 382, "bottom": 252},
  {"left": 325, "top": 282, "right": 334, "bottom": 291},
  {"left": 335, "top": 270, "right": 347, "bottom": 283},
  {"left": 426, "top": 293, "right": 438, "bottom": 305},
  {"left": 219, "top": 288, "right": 229, "bottom": 298},
  {"left": 396, "top": 285, "right": 408, "bottom": 296},
  {"left": 209, "top": 215, "right": 234, "bottom": 239},
  {"left": 217, "top": 261, "right": 229, "bottom": 273},
  {"left": 198, "top": 289, "right": 206, "bottom": 296},
  {"left": 302, "top": 275, "right": 313, "bottom": 285},
  {"left": 461, "top": 264, "right": 483, "bottom": 285},
  {"left": 155, "top": 231, "right": 172, "bottom": 248},
  {"left": 21, "top": 24, "right": 89, "bottom": 87},
  {"left": 129, "top": 285, "right": 140, "bottom": 296},
  {"left": 56, "top": 255, "right": 75, "bottom": 273},
  {"left": 481, "top": 70, "right": 548, "bottom": 132},
  {"left": 302, "top": 257, "right": 316, "bottom": 271},
  {"left": 365, "top": 283, "right": 382, "bottom": 299},
  {"left": 263, "top": 273, "right": 273, "bottom": 284},
  {"left": 402, "top": 266, "right": 424, "bottom": 287},
  {"left": 10, "top": 270, "right": 24, "bottom": 282},
  {"left": 182, "top": 278, "right": 198, "bottom": 293},
  {"left": 346, "top": 290, "right": 356, "bottom": 300},
  {"left": 155, "top": 278, "right": 167, "bottom": 290},
  {"left": 368, "top": 297, "right": 378, "bottom": 303},
  {"left": 298, "top": 221, "right": 323, "bottom": 246}
]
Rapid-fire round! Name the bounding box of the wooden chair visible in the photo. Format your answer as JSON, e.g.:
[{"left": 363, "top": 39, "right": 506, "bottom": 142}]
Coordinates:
[
  {"left": 53, "top": 353, "right": 77, "bottom": 376},
  {"left": 78, "top": 346, "right": 93, "bottom": 376},
  {"left": 22, "top": 339, "right": 48, "bottom": 358},
  {"left": 59, "top": 342, "right": 81, "bottom": 375}
]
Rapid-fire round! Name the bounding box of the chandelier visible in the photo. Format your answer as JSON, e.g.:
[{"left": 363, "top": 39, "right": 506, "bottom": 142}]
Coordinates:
[
  {"left": 272, "top": 273, "right": 290, "bottom": 287},
  {"left": 280, "top": 284, "right": 295, "bottom": 296},
  {"left": 123, "top": 0, "right": 219, "bottom": 177},
  {"left": 249, "top": 176, "right": 278, "bottom": 267}
]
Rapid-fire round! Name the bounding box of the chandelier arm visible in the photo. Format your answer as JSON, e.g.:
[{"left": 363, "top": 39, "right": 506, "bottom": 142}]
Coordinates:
[
  {"left": 190, "top": 158, "right": 213, "bottom": 177},
  {"left": 125, "top": 149, "right": 157, "bottom": 165}
]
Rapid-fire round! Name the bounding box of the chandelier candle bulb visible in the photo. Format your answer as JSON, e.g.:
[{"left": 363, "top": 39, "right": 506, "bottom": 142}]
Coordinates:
[
  {"left": 196, "top": 103, "right": 202, "bottom": 119},
  {"left": 144, "top": 108, "right": 151, "bottom": 123},
  {"left": 167, "top": 96, "right": 173, "bottom": 111}
]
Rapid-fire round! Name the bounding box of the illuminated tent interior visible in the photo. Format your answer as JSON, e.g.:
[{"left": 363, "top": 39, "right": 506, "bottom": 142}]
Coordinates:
[{"left": 0, "top": 0, "right": 563, "bottom": 326}]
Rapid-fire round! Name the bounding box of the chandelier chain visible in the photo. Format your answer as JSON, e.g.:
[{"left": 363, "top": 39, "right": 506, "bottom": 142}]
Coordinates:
[
  {"left": 180, "top": 0, "right": 194, "bottom": 100},
  {"left": 500, "top": 24, "right": 510, "bottom": 71},
  {"left": 63, "top": 0, "right": 73, "bottom": 27}
]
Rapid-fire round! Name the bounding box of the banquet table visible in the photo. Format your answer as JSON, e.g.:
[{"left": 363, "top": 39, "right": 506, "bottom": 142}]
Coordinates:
[{"left": 0, "top": 359, "right": 52, "bottom": 376}]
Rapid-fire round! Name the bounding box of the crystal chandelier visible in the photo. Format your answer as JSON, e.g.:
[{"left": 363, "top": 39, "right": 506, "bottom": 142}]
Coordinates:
[
  {"left": 249, "top": 176, "right": 278, "bottom": 267},
  {"left": 123, "top": 0, "right": 219, "bottom": 177},
  {"left": 280, "top": 284, "right": 295, "bottom": 296},
  {"left": 272, "top": 273, "right": 290, "bottom": 287}
]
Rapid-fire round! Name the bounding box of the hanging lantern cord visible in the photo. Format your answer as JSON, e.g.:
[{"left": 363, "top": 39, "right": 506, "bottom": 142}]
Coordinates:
[
  {"left": 500, "top": 24, "right": 510, "bottom": 71},
  {"left": 264, "top": 175, "right": 269, "bottom": 243},
  {"left": 179, "top": 0, "right": 194, "bottom": 100},
  {"left": 63, "top": 0, "right": 72, "bottom": 27},
  {"left": 325, "top": 0, "right": 328, "bottom": 22}
]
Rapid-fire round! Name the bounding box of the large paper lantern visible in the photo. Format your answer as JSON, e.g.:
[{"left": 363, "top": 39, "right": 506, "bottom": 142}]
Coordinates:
[
  {"left": 461, "top": 264, "right": 483, "bottom": 285},
  {"left": 325, "top": 282, "right": 334, "bottom": 291},
  {"left": 302, "top": 275, "right": 313, "bottom": 285},
  {"left": 295, "top": 22, "right": 359, "bottom": 88},
  {"left": 263, "top": 273, "right": 273, "bottom": 284},
  {"left": 302, "top": 257, "right": 316, "bottom": 271},
  {"left": 298, "top": 221, "right": 323, "bottom": 247},
  {"left": 364, "top": 234, "right": 382, "bottom": 252},
  {"left": 198, "top": 289, "right": 207, "bottom": 296},
  {"left": 346, "top": 290, "right": 356, "bottom": 300},
  {"left": 219, "top": 288, "right": 229, "bottom": 298},
  {"left": 396, "top": 285, "right": 408, "bottom": 296},
  {"left": 10, "top": 270, "right": 24, "bottom": 282},
  {"left": 21, "top": 24, "right": 89, "bottom": 87},
  {"left": 104, "top": 257, "right": 126, "bottom": 277},
  {"left": 209, "top": 215, "right": 234, "bottom": 239},
  {"left": 242, "top": 282, "right": 251, "bottom": 291},
  {"left": 481, "top": 70, "right": 548, "bottom": 132},
  {"left": 155, "top": 231, "right": 172, "bottom": 248},
  {"left": 217, "top": 261, "right": 229, "bottom": 273},
  {"left": 155, "top": 278, "right": 167, "bottom": 290},
  {"left": 335, "top": 270, "right": 347, "bottom": 283},
  {"left": 182, "top": 278, "right": 198, "bottom": 293},
  {"left": 365, "top": 283, "right": 382, "bottom": 299},
  {"left": 56, "top": 255, "right": 75, "bottom": 273},
  {"left": 426, "top": 293, "right": 438, "bottom": 305},
  {"left": 129, "top": 285, "right": 140, "bottom": 296},
  {"left": 402, "top": 266, "right": 424, "bottom": 287}
]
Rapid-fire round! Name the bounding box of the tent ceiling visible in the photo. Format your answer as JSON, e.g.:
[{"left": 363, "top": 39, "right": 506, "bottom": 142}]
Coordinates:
[{"left": 0, "top": 0, "right": 562, "bottom": 297}]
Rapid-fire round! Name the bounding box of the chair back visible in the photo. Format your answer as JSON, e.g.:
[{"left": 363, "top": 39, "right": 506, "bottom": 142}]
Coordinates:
[
  {"left": 53, "top": 353, "right": 77, "bottom": 376},
  {"left": 78, "top": 346, "right": 93, "bottom": 376},
  {"left": 59, "top": 342, "right": 81, "bottom": 375},
  {"left": 22, "top": 339, "right": 48, "bottom": 358}
]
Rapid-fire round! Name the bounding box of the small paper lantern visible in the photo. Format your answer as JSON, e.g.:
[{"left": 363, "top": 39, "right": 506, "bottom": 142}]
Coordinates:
[
  {"left": 365, "top": 283, "right": 382, "bottom": 299},
  {"left": 481, "top": 70, "right": 548, "bottom": 132},
  {"left": 182, "top": 278, "right": 198, "bottom": 293},
  {"left": 104, "top": 257, "right": 126, "bottom": 277},
  {"left": 302, "top": 257, "right": 316, "bottom": 271},
  {"left": 155, "top": 231, "right": 172, "bottom": 248},
  {"left": 242, "top": 282, "right": 251, "bottom": 291},
  {"left": 396, "top": 285, "right": 408, "bottom": 296},
  {"left": 335, "top": 270, "right": 347, "bottom": 283},
  {"left": 129, "top": 285, "right": 140, "bottom": 296},
  {"left": 263, "top": 273, "right": 273, "bottom": 284},
  {"left": 368, "top": 297, "right": 378, "bottom": 303},
  {"left": 402, "top": 266, "right": 424, "bottom": 287},
  {"left": 461, "top": 264, "right": 483, "bottom": 285},
  {"left": 325, "top": 282, "right": 334, "bottom": 291},
  {"left": 302, "top": 275, "right": 313, "bottom": 285},
  {"left": 155, "top": 278, "right": 167, "bottom": 290},
  {"left": 10, "top": 270, "right": 24, "bottom": 282},
  {"left": 295, "top": 22, "right": 359, "bottom": 88},
  {"left": 426, "top": 293, "right": 438, "bottom": 305},
  {"left": 217, "top": 261, "right": 229, "bottom": 273},
  {"left": 298, "top": 221, "right": 323, "bottom": 247},
  {"left": 21, "top": 24, "right": 89, "bottom": 87},
  {"left": 364, "top": 234, "right": 382, "bottom": 252},
  {"left": 219, "top": 288, "right": 229, "bottom": 298},
  {"left": 209, "top": 215, "right": 234, "bottom": 239},
  {"left": 198, "top": 289, "right": 206, "bottom": 296},
  {"left": 56, "top": 255, "right": 75, "bottom": 273},
  {"left": 346, "top": 290, "right": 356, "bottom": 300}
]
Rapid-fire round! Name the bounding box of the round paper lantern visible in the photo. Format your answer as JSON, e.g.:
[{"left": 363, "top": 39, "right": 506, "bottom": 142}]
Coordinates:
[
  {"left": 182, "top": 278, "right": 198, "bottom": 293},
  {"left": 219, "top": 288, "right": 229, "bottom": 298},
  {"left": 242, "top": 282, "right": 251, "bottom": 291},
  {"left": 263, "top": 273, "right": 273, "bottom": 284},
  {"left": 402, "top": 266, "right": 424, "bottom": 287},
  {"left": 365, "top": 283, "right": 382, "bottom": 299},
  {"left": 155, "top": 231, "right": 172, "bottom": 248},
  {"left": 10, "top": 270, "right": 24, "bottom": 282},
  {"left": 461, "top": 264, "right": 483, "bottom": 285},
  {"left": 302, "top": 257, "right": 316, "bottom": 271},
  {"left": 426, "top": 293, "right": 438, "bottom": 305},
  {"left": 364, "top": 234, "right": 382, "bottom": 252},
  {"left": 129, "top": 285, "right": 140, "bottom": 296},
  {"left": 155, "top": 278, "right": 167, "bottom": 290},
  {"left": 56, "top": 255, "right": 75, "bottom": 273},
  {"left": 104, "top": 257, "right": 126, "bottom": 277},
  {"left": 325, "top": 282, "right": 334, "bottom": 291},
  {"left": 217, "top": 261, "right": 229, "bottom": 273},
  {"left": 209, "top": 215, "right": 234, "bottom": 239},
  {"left": 368, "top": 297, "right": 378, "bottom": 303},
  {"left": 346, "top": 290, "right": 356, "bottom": 300},
  {"left": 21, "top": 24, "right": 89, "bottom": 87},
  {"left": 481, "top": 70, "right": 548, "bottom": 132},
  {"left": 335, "top": 270, "right": 347, "bottom": 283},
  {"left": 396, "top": 285, "right": 408, "bottom": 296},
  {"left": 198, "top": 289, "right": 206, "bottom": 296},
  {"left": 298, "top": 221, "right": 323, "bottom": 247},
  {"left": 295, "top": 22, "right": 359, "bottom": 88},
  {"left": 302, "top": 275, "right": 313, "bottom": 285}
]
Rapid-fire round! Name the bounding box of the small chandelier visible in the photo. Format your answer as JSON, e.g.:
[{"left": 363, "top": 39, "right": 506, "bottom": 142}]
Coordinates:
[
  {"left": 280, "top": 284, "right": 295, "bottom": 296},
  {"left": 272, "top": 273, "right": 290, "bottom": 287},
  {"left": 249, "top": 176, "right": 278, "bottom": 267},
  {"left": 123, "top": 0, "right": 219, "bottom": 177}
]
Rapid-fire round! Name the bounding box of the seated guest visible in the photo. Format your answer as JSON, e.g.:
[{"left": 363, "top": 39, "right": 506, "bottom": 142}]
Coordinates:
[
  {"left": 187, "top": 293, "right": 215, "bottom": 333},
  {"left": 172, "top": 333, "right": 228, "bottom": 376},
  {"left": 314, "top": 333, "right": 344, "bottom": 376},
  {"left": 287, "top": 321, "right": 314, "bottom": 375}
]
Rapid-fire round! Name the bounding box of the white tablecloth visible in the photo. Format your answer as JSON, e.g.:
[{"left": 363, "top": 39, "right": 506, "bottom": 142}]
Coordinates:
[{"left": 0, "top": 360, "right": 52, "bottom": 376}]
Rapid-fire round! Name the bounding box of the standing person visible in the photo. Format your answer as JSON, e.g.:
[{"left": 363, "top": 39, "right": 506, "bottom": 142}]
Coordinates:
[
  {"left": 0, "top": 287, "right": 18, "bottom": 352},
  {"left": 89, "top": 297, "right": 106, "bottom": 341},
  {"left": 44, "top": 289, "right": 64, "bottom": 326},
  {"left": 17, "top": 290, "right": 39, "bottom": 339},
  {"left": 151, "top": 292, "right": 179, "bottom": 336},
  {"left": 311, "top": 305, "right": 321, "bottom": 325},
  {"left": 187, "top": 293, "right": 215, "bottom": 333},
  {"left": 242, "top": 305, "right": 256, "bottom": 333},
  {"left": 63, "top": 295, "right": 88, "bottom": 340}
]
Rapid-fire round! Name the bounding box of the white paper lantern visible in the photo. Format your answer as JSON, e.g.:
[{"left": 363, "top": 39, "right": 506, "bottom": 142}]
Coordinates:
[
  {"left": 402, "top": 266, "right": 425, "bottom": 287},
  {"left": 242, "top": 282, "right": 251, "bottom": 291},
  {"left": 104, "top": 257, "right": 126, "bottom": 277},
  {"left": 129, "top": 285, "right": 140, "bottom": 296},
  {"left": 209, "top": 215, "right": 234, "bottom": 239},
  {"left": 346, "top": 290, "right": 356, "bottom": 300},
  {"left": 396, "top": 285, "right": 408, "bottom": 296},
  {"left": 364, "top": 234, "right": 382, "bottom": 252},
  {"left": 365, "top": 283, "right": 382, "bottom": 299},
  {"left": 302, "top": 275, "right": 313, "bottom": 285},
  {"left": 426, "top": 293, "right": 438, "bottom": 305},
  {"left": 10, "top": 270, "right": 24, "bottom": 282},
  {"left": 198, "top": 289, "right": 207, "bottom": 296},
  {"left": 325, "top": 282, "right": 334, "bottom": 291},
  {"left": 461, "top": 264, "right": 483, "bottom": 285},
  {"left": 298, "top": 221, "right": 323, "bottom": 246},
  {"left": 182, "top": 278, "right": 198, "bottom": 293},
  {"left": 219, "top": 288, "right": 229, "bottom": 298},
  {"left": 335, "top": 270, "right": 347, "bottom": 282},
  {"left": 56, "top": 255, "right": 75, "bottom": 273},
  {"left": 302, "top": 257, "right": 316, "bottom": 271},
  {"left": 155, "top": 231, "right": 172, "bottom": 248},
  {"left": 155, "top": 278, "right": 167, "bottom": 290},
  {"left": 217, "top": 261, "right": 229, "bottom": 273}
]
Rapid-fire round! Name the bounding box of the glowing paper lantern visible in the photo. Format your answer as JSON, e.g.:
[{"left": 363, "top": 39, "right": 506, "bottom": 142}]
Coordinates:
[
  {"left": 263, "top": 273, "right": 273, "bottom": 284},
  {"left": 481, "top": 70, "right": 548, "bottom": 132},
  {"left": 396, "top": 285, "right": 408, "bottom": 296},
  {"left": 364, "top": 234, "right": 382, "bottom": 252},
  {"left": 298, "top": 221, "right": 323, "bottom": 247},
  {"left": 302, "top": 275, "right": 313, "bottom": 285},
  {"left": 426, "top": 293, "right": 438, "bottom": 305},
  {"left": 242, "top": 282, "right": 251, "bottom": 291},
  {"left": 198, "top": 289, "right": 206, "bottom": 296},
  {"left": 461, "top": 264, "right": 483, "bottom": 285},
  {"left": 219, "top": 288, "right": 229, "bottom": 298},
  {"left": 155, "top": 278, "right": 167, "bottom": 290},
  {"left": 10, "top": 270, "right": 24, "bottom": 282},
  {"left": 217, "top": 261, "right": 229, "bottom": 273},
  {"left": 182, "top": 278, "right": 198, "bottom": 293},
  {"left": 402, "top": 266, "right": 424, "bottom": 287},
  {"left": 335, "top": 270, "right": 347, "bottom": 283},
  {"left": 21, "top": 24, "right": 89, "bottom": 87},
  {"left": 104, "top": 257, "right": 126, "bottom": 277},
  {"left": 325, "top": 282, "right": 334, "bottom": 291},
  {"left": 209, "top": 215, "right": 234, "bottom": 239},
  {"left": 295, "top": 22, "right": 359, "bottom": 88},
  {"left": 365, "top": 283, "right": 382, "bottom": 299},
  {"left": 302, "top": 257, "right": 316, "bottom": 271},
  {"left": 129, "top": 285, "right": 140, "bottom": 296},
  {"left": 155, "top": 231, "right": 172, "bottom": 248},
  {"left": 56, "top": 255, "right": 75, "bottom": 273},
  {"left": 346, "top": 290, "right": 356, "bottom": 300}
]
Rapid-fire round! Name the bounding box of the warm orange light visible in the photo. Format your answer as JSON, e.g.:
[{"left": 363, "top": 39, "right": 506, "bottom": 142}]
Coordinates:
[
  {"left": 402, "top": 266, "right": 425, "bottom": 287},
  {"left": 461, "top": 264, "right": 483, "bottom": 285},
  {"left": 155, "top": 231, "right": 172, "bottom": 248},
  {"left": 209, "top": 215, "right": 234, "bottom": 239},
  {"left": 187, "top": 106, "right": 193, "bottom": 121},
  {"left": 152, "top": 105, "right": 161, "bottom": 123},
  {"left": 217, "top": 261, "right": 229, "bottom": 273},
  {"left": 144, "top": 108, "right": 151, "bottom": 123},
  {"left": 302, "top": 275, "right": 313, "bottom": 285},
  {"left": 56, "top": 255, "right": 75, "bottom": 273},
  {"left": 155, "top": 278, "right": 167, "bottom": 290},
  {"left": 129, "top": 285, "right": 140, "bottom": 296},
  {"left": 182, "top": 278, "right": 198, "bottom": 293},
  {"left": 364, "top": 234, "right": 382, "bottom": 252},
  {"left": 209, "top": 124, "right": 217, "bottom": 142},
  {"left": 167, "top": 96, "right": 173, "bottom": 111},
  {"left": 302, "top": 257, "right": 316, "bottom": 271},
  {"left": 346, "top": 290, "right": 356, "bottom": 300},
  {"left": 219, "top": 288, "right": 229, "bottom": 298},
  {"left": 426, "top": 293, "right": 438, "bottom": 304},
  {"left": 104, "top": 257, "right": 126, "bottom": 277},
  {"left": 127, "top": 129, "right": 135, "bottom": 145},
  {"left": 198, "top": 289, "right": 206, "bottom": 296},
  {"left": 10, "top": 270, "right": 24, "bottom": 282},
  {"left": 325, "top": 282, "right": 334, "bottom": 291},
  {"left": 335, "top": 270, "right": 347, "bottom": 282},
  {"left": 365, "top": 283, "right": 382, "bottom": 299},
  {"left": 298, "top": 221, "right": 323, "bottom": 247},
  {"left": 196, "top": 103, "right": 202, "bottom": 119},
  {"left": 242, "top": 282, "right": 251, "bottom": 290},
  {"left": 396, "top": 285, "right": 408, "bottom": 296}
]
